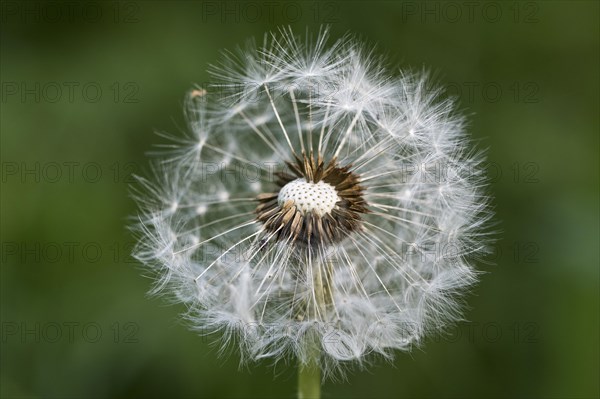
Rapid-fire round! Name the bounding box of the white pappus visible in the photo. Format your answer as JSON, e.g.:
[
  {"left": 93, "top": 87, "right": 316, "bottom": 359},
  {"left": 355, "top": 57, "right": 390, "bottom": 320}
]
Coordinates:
[{"left": 132, "top": 27, "right": 492, "bottom": 378}]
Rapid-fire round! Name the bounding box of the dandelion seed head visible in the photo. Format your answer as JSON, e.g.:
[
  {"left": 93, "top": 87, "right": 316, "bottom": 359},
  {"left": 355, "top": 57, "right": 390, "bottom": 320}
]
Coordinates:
[{"left": 132, "top": 27, "right": 493, "bottom": 379}]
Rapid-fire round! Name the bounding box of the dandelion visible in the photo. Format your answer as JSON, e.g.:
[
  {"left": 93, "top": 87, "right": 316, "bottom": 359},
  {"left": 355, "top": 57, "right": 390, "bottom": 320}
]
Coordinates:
[{"left": 132, "top": 27, "right": 492, "bottom": 398}]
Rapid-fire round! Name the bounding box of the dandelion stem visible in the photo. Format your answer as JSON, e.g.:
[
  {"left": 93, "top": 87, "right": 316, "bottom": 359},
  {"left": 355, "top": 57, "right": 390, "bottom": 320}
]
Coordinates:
[
  {"left": 298, "top": 356, "right": 321, "bottom": 399},
  {"left": 297, "top": 256, "right": 328, "bottom": 399}
]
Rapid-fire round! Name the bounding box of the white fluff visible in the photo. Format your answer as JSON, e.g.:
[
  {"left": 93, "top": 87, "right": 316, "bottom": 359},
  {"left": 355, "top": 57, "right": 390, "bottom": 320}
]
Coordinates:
[{"left": 132, "top": 27, "right": 492, "bottom": 378}]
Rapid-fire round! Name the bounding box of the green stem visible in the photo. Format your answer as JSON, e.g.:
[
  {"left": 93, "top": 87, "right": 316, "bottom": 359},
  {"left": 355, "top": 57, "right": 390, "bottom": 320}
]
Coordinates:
[
  {"left": 298, "top": 359, "right": 321, "bottom": 399},
  {"left": 297, "top": 257, "right": 328, "bottom": 399}
]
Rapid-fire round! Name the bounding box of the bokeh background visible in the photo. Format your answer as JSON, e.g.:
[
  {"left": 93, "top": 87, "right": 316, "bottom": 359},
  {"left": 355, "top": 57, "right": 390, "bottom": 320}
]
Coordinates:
[{"left": 1, "top": 1, "right": 598, "bottom": 398}]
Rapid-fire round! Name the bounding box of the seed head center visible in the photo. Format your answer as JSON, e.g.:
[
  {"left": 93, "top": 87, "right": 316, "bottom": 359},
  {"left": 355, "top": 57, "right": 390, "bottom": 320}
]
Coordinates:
[{"left": 277, "top": 178, "right": 339, "bottom": 216}]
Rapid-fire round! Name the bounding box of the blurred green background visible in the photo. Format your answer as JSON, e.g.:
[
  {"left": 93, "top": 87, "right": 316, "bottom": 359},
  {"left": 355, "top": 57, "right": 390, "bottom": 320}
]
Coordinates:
[{"left": 1, "top": 1, "right": 598, "bottom": 398}]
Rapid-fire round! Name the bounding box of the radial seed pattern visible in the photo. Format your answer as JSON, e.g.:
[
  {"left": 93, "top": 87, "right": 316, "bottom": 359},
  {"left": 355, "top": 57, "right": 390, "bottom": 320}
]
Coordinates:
[
  {"left": 277, "top": 179, "right": 338, "bottom": 216},
  {"left": 132, "top": 27, "right": 492, "bottom": 377}
]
